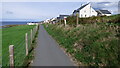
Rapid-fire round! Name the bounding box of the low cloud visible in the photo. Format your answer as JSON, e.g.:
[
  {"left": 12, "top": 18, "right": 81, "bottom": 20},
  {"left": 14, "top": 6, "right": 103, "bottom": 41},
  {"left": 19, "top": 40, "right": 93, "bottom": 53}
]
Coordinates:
[
  {"left": 92, "top": 2, "right": 118, "bottom": 14},
  {"left": 6, "top": 11, "right": 14, "bottom": 14}
]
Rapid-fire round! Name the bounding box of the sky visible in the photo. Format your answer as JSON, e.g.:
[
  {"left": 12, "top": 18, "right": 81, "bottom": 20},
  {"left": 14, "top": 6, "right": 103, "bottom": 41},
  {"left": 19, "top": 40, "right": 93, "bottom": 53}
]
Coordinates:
[{"left": 0, "top": 0, "right": 119, "bottom": 22}]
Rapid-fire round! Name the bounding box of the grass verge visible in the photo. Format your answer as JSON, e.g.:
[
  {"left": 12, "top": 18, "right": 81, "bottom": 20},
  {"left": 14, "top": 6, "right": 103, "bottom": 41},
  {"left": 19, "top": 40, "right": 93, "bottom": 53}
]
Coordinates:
[{"left": 44, "top": 23, "right": 120, "bottom": 66}]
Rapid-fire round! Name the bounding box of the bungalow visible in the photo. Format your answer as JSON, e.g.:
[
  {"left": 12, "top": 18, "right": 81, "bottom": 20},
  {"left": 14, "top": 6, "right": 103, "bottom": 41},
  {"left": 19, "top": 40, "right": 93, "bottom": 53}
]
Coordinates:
[
  {"left": 73, "top": 3, "right": 98, "bottom": 18},
  {"left": 96, "top": 10, "right": 111, "bottom": 16}
]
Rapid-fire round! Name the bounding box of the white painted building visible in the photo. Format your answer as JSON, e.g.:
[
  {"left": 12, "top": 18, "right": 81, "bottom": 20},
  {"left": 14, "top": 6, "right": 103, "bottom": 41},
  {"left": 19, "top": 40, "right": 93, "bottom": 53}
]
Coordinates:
[
  {"left": 73, "top": 3, "right": 98, "bottom": 18},
  {"left": 27, "top": 22, "right": 39, "bottom": 25},
  {"left": 51, "top": 18, "right": 56, "bottom": 21},
  {"left": 44, "top": 19, "right": 50, "bottom": 23}
]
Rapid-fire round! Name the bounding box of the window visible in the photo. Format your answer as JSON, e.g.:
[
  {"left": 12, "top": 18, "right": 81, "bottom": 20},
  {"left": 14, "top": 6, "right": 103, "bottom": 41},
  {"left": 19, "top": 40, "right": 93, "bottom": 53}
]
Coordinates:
[
  {"left": 85, "top": 15, "right": 87, "bottom": 17},
  {"left": 84, "top": 11, "right": 86, "bottom": 12},
  {"left": 81, "top": 14, "right": 82, "bottom": 17}
]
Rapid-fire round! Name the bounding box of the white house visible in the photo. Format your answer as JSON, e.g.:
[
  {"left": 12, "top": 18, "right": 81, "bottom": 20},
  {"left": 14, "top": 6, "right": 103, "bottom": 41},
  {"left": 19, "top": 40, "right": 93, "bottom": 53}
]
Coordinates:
[
  {"left": 50, "top": 18, "right": 57, "bottom": 24},
  {"left": 27, "top": 22, "right": 39, "bottom": 25},
  {"left": 44, "top": 19, "right": 50, "bottom": 23},
  {"left": 73, "top": 3, "right": 98, "bottom": 18},
  {"left": 96, "top": 10, "right": 111, "bottom": 16}
]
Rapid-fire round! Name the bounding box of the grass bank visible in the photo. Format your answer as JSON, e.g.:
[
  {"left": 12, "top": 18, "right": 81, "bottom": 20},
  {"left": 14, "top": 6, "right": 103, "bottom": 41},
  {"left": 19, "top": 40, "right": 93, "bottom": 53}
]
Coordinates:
[
  {"left": 58, "top": 14, "right": 120, "bottom": 26},
  {"left": 44, "top": 22, "right": 120, "bottom": 66},
  {"left": 2, "top": 25, "right": 37, "bottom": 66}
]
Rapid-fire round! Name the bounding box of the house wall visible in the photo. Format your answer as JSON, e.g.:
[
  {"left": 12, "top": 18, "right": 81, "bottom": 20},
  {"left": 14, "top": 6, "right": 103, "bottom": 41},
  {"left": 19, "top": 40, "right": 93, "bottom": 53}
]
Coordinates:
[
  {"left": 79, "top": 4, "right": 97, "bottom": 18},
  {"left": 27, "top": 23, "right": 38, "bottom": 25},
  {"left": 101, "top": 14, "right": 111, "bottom": 16}
]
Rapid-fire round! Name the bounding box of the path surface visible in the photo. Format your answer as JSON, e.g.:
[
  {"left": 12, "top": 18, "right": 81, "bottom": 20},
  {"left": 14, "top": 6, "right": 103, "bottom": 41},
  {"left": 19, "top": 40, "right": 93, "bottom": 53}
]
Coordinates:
[{"left": 31, "top": 25, "right": 74, "bottom": 66}]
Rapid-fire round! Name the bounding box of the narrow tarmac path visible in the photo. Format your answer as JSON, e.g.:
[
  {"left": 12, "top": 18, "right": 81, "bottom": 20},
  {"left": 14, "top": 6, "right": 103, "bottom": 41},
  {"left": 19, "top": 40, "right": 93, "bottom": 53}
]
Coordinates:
[{"left": 31, "top": 25, "right": 74, "bottom": 66}]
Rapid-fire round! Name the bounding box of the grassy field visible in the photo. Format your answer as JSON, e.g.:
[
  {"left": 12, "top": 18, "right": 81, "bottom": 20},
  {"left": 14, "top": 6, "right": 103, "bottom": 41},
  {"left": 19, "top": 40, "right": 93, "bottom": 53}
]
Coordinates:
[
  {"left": 0, "top": 29, "right": 2, "bottom": 66},
  {"left": 44, "top": 15, "right": 120, "bottom": 66},
  {"left": 1, "top": 25, "right": 36, "bottom": 66}
]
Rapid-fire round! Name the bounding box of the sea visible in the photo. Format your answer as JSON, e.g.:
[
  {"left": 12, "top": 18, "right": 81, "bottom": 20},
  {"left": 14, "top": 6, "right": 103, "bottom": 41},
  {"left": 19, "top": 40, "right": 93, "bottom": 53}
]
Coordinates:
[
  {"left": 1, "top": 21, "right": 29, "bottom": 26},
  {"left": 0, "top": 21, "right": 33, "bottom": 29}
]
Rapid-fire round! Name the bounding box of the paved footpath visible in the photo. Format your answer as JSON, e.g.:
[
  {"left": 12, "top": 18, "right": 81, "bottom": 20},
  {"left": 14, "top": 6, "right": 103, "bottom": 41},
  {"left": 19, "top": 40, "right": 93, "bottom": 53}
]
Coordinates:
[{"left": 31, "top": 25, "right": 75, "bottom": 66}]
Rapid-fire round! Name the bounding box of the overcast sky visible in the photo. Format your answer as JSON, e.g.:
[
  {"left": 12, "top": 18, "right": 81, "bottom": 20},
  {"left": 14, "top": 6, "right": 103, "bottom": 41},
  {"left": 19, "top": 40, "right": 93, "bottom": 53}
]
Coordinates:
[{"left": 0, "top": 0, "right": 119, "bottom": 22}]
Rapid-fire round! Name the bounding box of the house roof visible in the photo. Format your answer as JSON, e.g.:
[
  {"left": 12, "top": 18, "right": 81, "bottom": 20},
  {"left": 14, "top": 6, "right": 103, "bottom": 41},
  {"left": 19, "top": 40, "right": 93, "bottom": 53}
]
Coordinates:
[
  {"left": 73, "top": 3, "right": 89, "bottom": 13},
  {"left": 59, "top": 15, "right": 69, "bottom": 18},
  {"left": 57, "top": 15, "right": 69, "bottom": 19},
  {"left": 59, "top": 15, "right": 69, "bottom": 17},
  {"left": 99, "top": 10, "right": 111, "bottom": 14},
  {"left": 96, "top": 11, "right": 101, "bottom": 14},
  {"left": 77, "top": 3, "right": 89, "bottom": 11}
]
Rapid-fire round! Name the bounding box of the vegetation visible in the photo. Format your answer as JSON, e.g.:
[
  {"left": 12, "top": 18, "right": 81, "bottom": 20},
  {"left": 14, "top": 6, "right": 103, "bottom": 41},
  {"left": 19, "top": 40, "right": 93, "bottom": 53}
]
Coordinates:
[
  {"left": 0, "top": 29, "right": 2, "bottom": 66},
  {"left": 44, "top": 15, "right": 120, "bottom": 66},
  {"left": 62, "top": 14, "right": 120, "bottom": 26},
  {"left": 2, "top": 25, "right": 36, "bottom": 66}
]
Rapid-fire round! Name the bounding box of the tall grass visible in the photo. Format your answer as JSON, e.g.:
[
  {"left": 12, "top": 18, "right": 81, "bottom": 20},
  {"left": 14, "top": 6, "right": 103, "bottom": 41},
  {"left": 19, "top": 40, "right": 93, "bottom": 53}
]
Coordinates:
[
  {"left": 66, "top": 14, "right": 120, "bottom": 26},
  {"left": 2, "top": 25, "right": 36, "bottom": 66}
]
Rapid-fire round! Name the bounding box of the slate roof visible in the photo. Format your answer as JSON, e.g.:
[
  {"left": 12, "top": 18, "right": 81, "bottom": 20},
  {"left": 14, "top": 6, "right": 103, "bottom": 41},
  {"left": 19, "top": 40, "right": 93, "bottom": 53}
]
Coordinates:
[
  {"left": 99, "top": 10, "right": 111, "bottom": 14},
  {"left": 73, "top": 3, "right": 89, "bottom": 13},
  {"left": 59, "top": 15, "right": 69, "bottom": 17},
  {"left": 77, "top": 3, "right": 89, "bottom": 11},
  {"left": 96, "top": 11, "right": 101, "bottom": 14},
  {"left": 57, "top": 15, "right": 69, "bottom": 19}
]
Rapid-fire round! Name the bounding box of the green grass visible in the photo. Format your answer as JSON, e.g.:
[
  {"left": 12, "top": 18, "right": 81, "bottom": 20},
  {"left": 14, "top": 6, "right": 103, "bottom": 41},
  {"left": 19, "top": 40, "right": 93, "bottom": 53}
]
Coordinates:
[
  {"left": 1, "top": 25, "right": 36, "bottom": 66},
  {"left": 44, "top": 22, "right": 120, "bottom": 66},
  {"left": 0, "top": 29, "right": 2, "bottom": 66}
]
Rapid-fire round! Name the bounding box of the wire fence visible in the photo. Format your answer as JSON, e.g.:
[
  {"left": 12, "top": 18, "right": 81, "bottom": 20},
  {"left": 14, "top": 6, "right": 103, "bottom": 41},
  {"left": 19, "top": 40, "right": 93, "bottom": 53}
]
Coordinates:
[{"left": 7, "top": 25, "right": 39, "bottom": 66}]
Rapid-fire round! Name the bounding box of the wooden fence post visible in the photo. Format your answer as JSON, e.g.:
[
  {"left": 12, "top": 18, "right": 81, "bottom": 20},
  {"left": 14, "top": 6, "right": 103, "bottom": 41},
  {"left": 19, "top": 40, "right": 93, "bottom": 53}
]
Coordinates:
[
  {"left": 9, "top": 45, "right": 14, "bottom": 68},
  {"left": 25, "top": 33, "right": 28, "bottom": 56},
  {"left": 36, "top": 25, "right": 38, "bottom": 33},
  {"left": 34, "top": 27, "right": 35, "bottom": 36},
  {"left": 76, "top": 12, "right": 79, "bottom": 27},
  {"left": 33, "top": 28, "right": 35, "bottom": 38},
  {"left": 35, "top": 26, "right": 36, "bottom": 33},
  {"left": 31, "top": 29, "right": 33, "bottom": 44},
  {"left": 64, "top": 17, "right": 67, "bottom": 27},
  {"left": 33, "top": 28, "right": 34, "bottom": 39}
]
